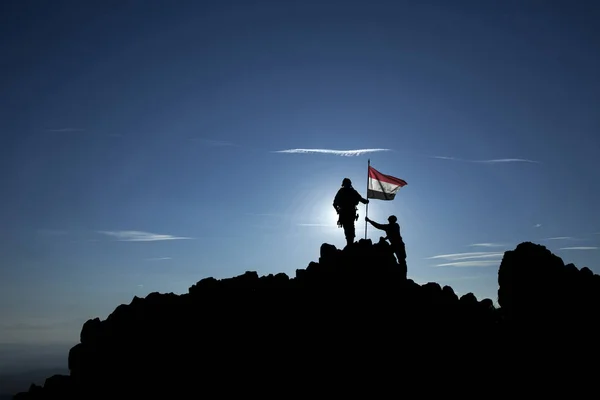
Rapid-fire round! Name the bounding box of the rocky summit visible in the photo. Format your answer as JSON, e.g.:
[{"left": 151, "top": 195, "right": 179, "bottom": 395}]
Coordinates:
[{"left": 13, "top": 239, "right": 600, "bottom": 398}]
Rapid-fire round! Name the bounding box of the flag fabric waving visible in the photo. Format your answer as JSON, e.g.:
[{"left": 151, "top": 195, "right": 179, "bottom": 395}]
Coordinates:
[{"left": 367, "top": 166, "right": 407, "bottom": 200}]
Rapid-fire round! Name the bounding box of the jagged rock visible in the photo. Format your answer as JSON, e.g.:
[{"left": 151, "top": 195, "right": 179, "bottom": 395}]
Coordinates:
[
  {"left": 459, "top": 292, "right": 478, "bottom": 305},
  {"left": 319, "top": 243, "right": 339, "bottom": 264},
  {"left": 498, "top": 241, "right": 600, "bottom": 330},
  {"left": 43, "top": 375, "right": 71, "bottom": 395},
  {"left": 80, "top": 317, "right": 101, "bottom": 345},
  {"left": 442, "top": 285, "right": 459, "bottom": 302},
  {"left": 480, "top": 298, "right": 494, "bottom": 311},
  {"left": 581, "top": 266, "right": 594, "bottom": 277},
  {"left": 188, "top": 276, "right": 219, "bottom": 295}
]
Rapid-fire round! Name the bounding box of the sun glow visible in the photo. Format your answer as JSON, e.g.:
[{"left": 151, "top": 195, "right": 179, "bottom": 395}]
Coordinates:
[{"left": 310, "top": 199, "right": 340, "bottom": 233}]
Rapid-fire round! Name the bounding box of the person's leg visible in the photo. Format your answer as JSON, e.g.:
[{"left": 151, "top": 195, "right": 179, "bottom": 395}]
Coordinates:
[
  {"left": 347, "top": 222, "right": 355, "bottom": 246},
  {"left": 342, "top": 219, "right": 355, "bottom": 247},
  {"left": 394, "top": 245, "right": 407, "bottom": 278}
]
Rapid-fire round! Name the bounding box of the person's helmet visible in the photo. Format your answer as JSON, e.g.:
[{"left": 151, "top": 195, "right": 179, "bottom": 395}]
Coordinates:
[
  {"left": 388, "top": 215, "right": 397, "bottom": 223},
  {"left": 342, "top": 178, "right": 352, "bottom": 187}
]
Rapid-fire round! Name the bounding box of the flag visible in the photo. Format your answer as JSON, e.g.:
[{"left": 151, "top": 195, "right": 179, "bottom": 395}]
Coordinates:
[{"left": 367, "top": 166, "right": 407, "bottom": 200}]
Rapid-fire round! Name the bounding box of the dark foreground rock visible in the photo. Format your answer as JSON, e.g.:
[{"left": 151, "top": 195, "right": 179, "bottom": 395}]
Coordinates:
[{"left": 13, "top": 240, "right": 600, "bottom": 398}]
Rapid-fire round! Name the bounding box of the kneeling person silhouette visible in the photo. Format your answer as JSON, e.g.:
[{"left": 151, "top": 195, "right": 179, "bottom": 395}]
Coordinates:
[{"left": 366, "top": 215, "right": 407, "bottom": 276}]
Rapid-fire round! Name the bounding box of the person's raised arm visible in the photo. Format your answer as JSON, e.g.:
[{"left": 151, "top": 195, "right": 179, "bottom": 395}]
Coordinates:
[
  {"left": 365, "top": 217, "right": 386, "bottom": 231},
  {"left": 354, "top": 189, "right": 369, "bottom": 204}
]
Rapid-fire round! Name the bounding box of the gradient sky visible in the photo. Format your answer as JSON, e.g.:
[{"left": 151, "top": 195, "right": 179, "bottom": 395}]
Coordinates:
[{"left": 1, "top": 0, "right": 599, "bottom": 367}]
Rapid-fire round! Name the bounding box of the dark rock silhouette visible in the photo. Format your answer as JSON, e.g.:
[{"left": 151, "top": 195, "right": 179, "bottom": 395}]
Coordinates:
[
  {"left": 498, "top": 241, "right": 600, "bottom": 328},
  {"left": 12, "top": 240, "right": 600, "bottom": 398}
]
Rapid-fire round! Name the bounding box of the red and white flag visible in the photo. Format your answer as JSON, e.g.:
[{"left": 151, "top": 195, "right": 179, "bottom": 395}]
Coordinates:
[{"left": 367, "top": 166, "right": 407, "bottom": 200}]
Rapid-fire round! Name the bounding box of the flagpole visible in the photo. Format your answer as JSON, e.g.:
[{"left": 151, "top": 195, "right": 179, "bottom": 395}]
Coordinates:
[{"left": 365, "top": 158, "right": 370, "bottom": 239}]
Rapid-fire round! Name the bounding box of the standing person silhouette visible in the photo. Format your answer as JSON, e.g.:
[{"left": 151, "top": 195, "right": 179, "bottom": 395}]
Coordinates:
[
  {"left": 333, "top": 178, "right": 369, "bottom": 247},
  {"left": 366, "top": 215, "right": 407, "bottom": 276}
]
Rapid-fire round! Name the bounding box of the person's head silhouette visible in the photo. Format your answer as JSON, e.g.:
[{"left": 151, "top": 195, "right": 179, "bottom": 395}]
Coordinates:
[
  {"left": 388, "top": 215, "right": 397, "bottom": 223},
  {"left": 342, "top": 178, "right": 352, "bottom": 188}
]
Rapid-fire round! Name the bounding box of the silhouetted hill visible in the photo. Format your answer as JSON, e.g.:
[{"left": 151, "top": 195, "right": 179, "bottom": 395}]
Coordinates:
[
  {"left": 12, "top": 239, "right": 600, "bottom": 398},
  {"left": 0, "top": 368, "right": 67, "bottom": 399}
]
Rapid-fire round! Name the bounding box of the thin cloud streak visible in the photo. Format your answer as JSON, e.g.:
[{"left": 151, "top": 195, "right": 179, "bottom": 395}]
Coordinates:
[
  {"left": 479, "top": 158, "right": 540, "bottom": 164},
  {"left": 559, "top": 247, "right": 598, "bottom": 250},
  {"left": 435, "top": 260, "right": 502, "bottom": 267},
  {"left": 427, "top": 251, "right": 504, "bottom": 261},
  {"left": 274, "top": 148, "right": 391, "bottom": 156},
  {"left": 469, "top": 243, "right": 505, "bottom": 248},
  {"left": 431, "top": 156, "right": 539, "bottom": 164},
  {"left": 543, "top": 236, "right": 578, "bottom": 241},
  {"left": 147, "top": 257, "right": 172, "bottom": 261},
  {"left": 97, "top": 231, "right": 193, "bottom": 242},
  {"left": 437, "top": 275, "right": 484, "bottom": 282}
]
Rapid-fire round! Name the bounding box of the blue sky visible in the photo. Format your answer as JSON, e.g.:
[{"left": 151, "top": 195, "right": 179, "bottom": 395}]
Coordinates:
[{"left": 1, "top": 0, "right": 599, "bottom": 364}]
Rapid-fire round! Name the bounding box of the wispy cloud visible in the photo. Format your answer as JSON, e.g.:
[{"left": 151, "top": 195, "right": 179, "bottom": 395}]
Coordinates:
[
  {"left": 534, "top": 224, "right": 542, "bottom": 228},
  {"left": 427, "top": 252, "right": 504, "bottom": 261},
  {"left": 559, "top": 247, "right": 598, "bottom": 251},
  {"left": 45, "top": 128, "right": 85, "bottom": 133},
  {"left": 437, "top": 275, "right": 485, "bottom": 282},
  {"left": 274, "top": 148, "right": 391, "bottom": 156},
  {"left": 97, "top": 231, "right": 192, "bottom": 242},
  {"left": 146, "top": 257, "right": 172, "bottom": 261},
  {"left": 468, "top": 243, "right": 505, "bottom": 248},
  {"left": 431, "top": 156, "right": 539, "bottom": 164},
  {"left": 428, "top": 251, "right": 503, "bottom": 267},
  {"left": 435, "top": 260, "right": 501, "bottom": 267},
  {"left": 543, "top": 236, "right": 579, "bottom": 241}
]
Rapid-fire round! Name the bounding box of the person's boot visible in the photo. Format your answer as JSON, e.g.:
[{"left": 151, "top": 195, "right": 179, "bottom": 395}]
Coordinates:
[{"left": 346, "top": 238, "right": 353, "bottom": 248}]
